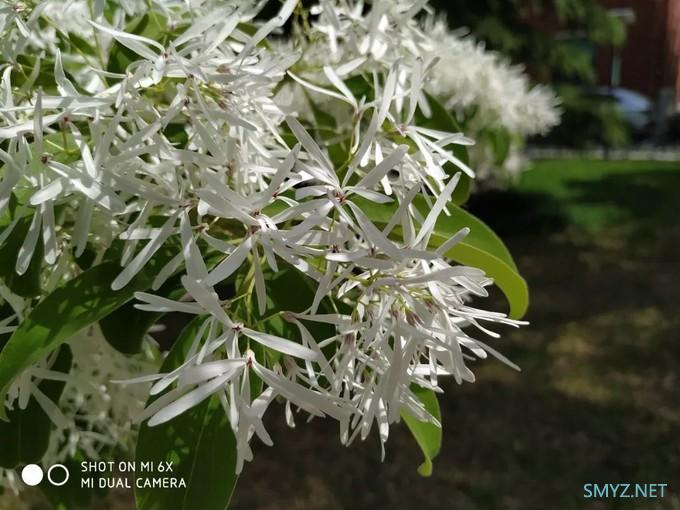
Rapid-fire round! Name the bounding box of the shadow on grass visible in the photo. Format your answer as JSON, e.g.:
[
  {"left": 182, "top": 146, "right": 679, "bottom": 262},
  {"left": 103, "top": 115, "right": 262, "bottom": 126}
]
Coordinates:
[
  {"left": 467, "top": 168, "right": 680, "bottom": 236},
  {"left": 566, "top": 170, "right": 680, "bottom": 226}
]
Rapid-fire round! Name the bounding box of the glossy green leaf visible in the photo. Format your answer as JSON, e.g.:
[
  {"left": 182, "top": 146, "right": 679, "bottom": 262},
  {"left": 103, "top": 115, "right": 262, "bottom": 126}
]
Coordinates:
[
  {"left": 439, "top": 237, "right": 528, "bottom": 319},
  {"left": 135, "top": 317, "right": 239, "bottom": 510},
  {"left": 427, "top": 199, "right": 517, "bottom": 272},
  {"left": 0, "top": 214, "right": 44, "bottom": 298},
  {"left": 0, "top": 246, "right": 178, "bottom": 420},
  {"left": 401, "top": 386, "right": 442, "bottom": 477},
  {"left": 99, "top": 273, "right": 184, "bottom": 355},
  {"left": 0, "top": 345, "right": 71, "bottom": 468},
  {"left": 424, "top": 198, "right": 528, "bottom": 318}
]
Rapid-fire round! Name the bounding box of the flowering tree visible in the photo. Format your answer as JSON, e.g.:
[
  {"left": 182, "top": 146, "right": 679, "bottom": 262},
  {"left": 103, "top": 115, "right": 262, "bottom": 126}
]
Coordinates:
[{"left": 0, "top": 1, "right": 530, "bottom": 507}]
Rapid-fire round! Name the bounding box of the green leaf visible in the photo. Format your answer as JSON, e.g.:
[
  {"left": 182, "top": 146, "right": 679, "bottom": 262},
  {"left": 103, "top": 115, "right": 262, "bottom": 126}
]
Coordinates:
[
  {"left": 423, "top": 198, "right": 528, "bottom": 319},
  {"left": 107, "top": 14, "right": 167, "bottom": 74},
  {"left": 344, "top": 75, "right": 375, "bottom": 103},
  {"left": 13, "top": 55, "right": 60, "bottom": 94},
  {"left": 98, "top": 242, "right": 228, "bottom": 355},
  {"left": 0, "top": 246, "right": 178, "bottom": 420},
  {"left": 99, "top": 299, "right": 161, "bottom": 355},
  {"left": 415, "top": 93, "right": 472, "bottom": 205},
  {"left": 135, "top": 317, "right": 239, "bottom": 510},
  {"left": 41, "top": 454, "right": 108, "bottom": 510},
  {"left": 439, "top": 239, "right": 528, "bottom": 319},
  {"left": 258, "top": 264, "right": 337, "bottom": 367},
  {"left": 487, "top": 128, "right": 512, "bottom": 166},
  {"left": 65, "top": 32, "right": 96, "bottom": 56},
  {"left": 0, "top": 345, "right": 72, "bottom": 468},
  {"left": 99, "top": 273, "right": 184, "bottom": 355},
  {"left": 401, "top": 386, "right": 442, "bottom": 477},
  {"left": 357, "top": 197, "right": 528, "bottom": 319},
  {"left": 428, "top": 199, "right": 517, "bottom": 272},
  {"left": 0, "top": 214, "right": 44, "bottom": 298}
]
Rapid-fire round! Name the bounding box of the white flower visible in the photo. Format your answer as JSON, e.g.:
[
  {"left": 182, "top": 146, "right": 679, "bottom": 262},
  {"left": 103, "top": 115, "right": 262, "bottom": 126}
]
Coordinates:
[{"left": 0, "top": 0, "right": 532, "bottom": 479}]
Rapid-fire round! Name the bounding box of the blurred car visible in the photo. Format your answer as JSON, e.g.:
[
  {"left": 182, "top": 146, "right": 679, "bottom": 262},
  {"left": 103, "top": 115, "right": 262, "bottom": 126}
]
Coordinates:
[{"left": 595, "top": 86, "right": 654, "bottom": 136}]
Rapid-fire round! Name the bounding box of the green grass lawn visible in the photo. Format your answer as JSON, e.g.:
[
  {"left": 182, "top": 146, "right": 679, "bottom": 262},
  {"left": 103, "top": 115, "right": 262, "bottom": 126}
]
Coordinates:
[{"left": 518, "top": 159, "right": 680, "bottom": 232}]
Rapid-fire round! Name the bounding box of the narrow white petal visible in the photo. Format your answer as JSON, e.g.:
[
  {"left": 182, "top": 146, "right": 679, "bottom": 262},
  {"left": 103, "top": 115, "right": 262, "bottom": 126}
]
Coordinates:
[
  {"left": 29, "top": 178, "right": 64, "bottom": 205},
  {"left": 111, "top": 210, "right": 179, "bottom": 291},
  {"left": 178, "top": 359, "right": 246, "bottom": 387},
  {"left": 148, "top": 375, "right": 230, "bottom": 426},
  {"left": 241, "top": 328, "right": 318, "bottom": 361},
  {"left": 203, "top": 237, "right": 253, "bottom": 287},
  {"left": 415, "top": 173, "right": 461, "bottom": 247},
  {"left": 285, "top": 116, "right": 335, "bottom": 180},
  {"left": 181, "top": 276, "right": 233, "bottom": 326},
  {"left": 353, "top": 145, "right": 407, "bottom": 191},
  {"left": 16, "top": 211, "right": 41, "bottom": 276},
  {"left": 134, "top": 292, "right": 204, "bottom": 314}
]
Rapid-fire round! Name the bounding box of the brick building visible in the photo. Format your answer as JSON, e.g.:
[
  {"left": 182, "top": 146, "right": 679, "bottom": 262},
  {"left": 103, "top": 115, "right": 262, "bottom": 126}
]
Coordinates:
[{"left": 595, "top": 0, "right": 680, "bottom": 111}]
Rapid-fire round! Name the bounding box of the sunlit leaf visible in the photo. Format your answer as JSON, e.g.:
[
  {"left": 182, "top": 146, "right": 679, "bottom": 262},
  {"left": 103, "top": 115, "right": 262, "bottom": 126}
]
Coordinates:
[{"left": 401, "top": 386, "right": 442, "bottom": 477}]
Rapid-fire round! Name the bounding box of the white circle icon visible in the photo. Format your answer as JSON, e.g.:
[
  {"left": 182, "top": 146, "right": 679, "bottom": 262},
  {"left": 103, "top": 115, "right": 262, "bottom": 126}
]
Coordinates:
[
  {"left": 21, "top": 464, "right": 44, "bottom": 486},
  {"left": 47, "top": 464, "right": 70, "bottom": 486}
]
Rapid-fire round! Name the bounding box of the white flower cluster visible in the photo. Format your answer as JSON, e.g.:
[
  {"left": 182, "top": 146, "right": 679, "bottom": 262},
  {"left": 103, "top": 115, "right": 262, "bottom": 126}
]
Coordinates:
[
  {"left": 280, "top": 2, "right": 559, "bottom": 179},
  {"left": 424, "top": 19, "right": 560, "bottom": 137},
  {"left": 0, "top": 0, "right": 526, "bottom": 478},
  {"left": 424, "top": 19, "right": 560, "bottom": 179}
]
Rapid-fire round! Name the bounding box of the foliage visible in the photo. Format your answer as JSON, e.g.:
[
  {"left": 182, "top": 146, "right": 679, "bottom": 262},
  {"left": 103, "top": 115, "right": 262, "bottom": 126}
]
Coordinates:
[
  {"left": 431, "top": 0, "right": 625, "bottom": 82},
  {"left": 536, "top": 85, "right": 630, "bottom": 148},
  {"left": 432, "top": 0, "right": 629, "bottom": 148}
]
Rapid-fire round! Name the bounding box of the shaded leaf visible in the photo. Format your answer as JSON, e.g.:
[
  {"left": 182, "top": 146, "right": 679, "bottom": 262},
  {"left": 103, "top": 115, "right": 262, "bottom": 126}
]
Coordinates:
[
  {"left": 99, "top": 273, "right": 184, "bottom": 355},
  {"left": 0, "top": 245, "right": 178, "bottom": 420},
  {"left": 135, "top": 317, "right": 238, "bottom": 510},
  {"left": 0, "top": 214, "right": 44, "bottom": 297},
  {"left": 41, "top": 453, "right": 108, "bottom": 510},
  {"left": 0, "top": 345, "right": 71, "bottom": 468}
]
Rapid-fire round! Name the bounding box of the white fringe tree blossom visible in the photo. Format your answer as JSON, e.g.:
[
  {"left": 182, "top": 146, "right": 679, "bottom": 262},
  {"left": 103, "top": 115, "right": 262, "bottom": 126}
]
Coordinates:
[{"left": 0, "top": 0, "right": 532, "bottom": 507}]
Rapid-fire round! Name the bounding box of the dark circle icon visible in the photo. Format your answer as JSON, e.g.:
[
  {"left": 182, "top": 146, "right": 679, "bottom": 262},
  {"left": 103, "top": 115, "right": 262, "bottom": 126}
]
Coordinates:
[{"left": 47, "top": 464, "right": 70, "bottom": 486}]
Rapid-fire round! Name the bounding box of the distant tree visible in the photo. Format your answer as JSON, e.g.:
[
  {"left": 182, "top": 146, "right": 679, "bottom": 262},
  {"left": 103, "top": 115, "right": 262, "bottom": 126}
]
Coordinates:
[
  {"left": 431, "top": 0, "right": 626, "bottom": 82},
  {"left": 431, "top": 0, "right": 631, "bottom": 147}
]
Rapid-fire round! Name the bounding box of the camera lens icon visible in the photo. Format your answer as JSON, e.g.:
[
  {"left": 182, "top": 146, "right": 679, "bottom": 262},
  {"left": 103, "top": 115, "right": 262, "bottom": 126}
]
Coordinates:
[
  {"left": 47, "top": 464, "right": 70, "bottom": 486},
  {"left": 21, "top": 464, "right": 43, "bottom": 486},
  {"left": 20, "top": 464, "right": 70, "bottom": 487}
]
